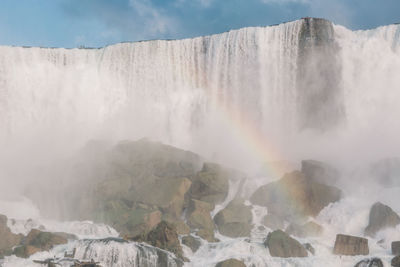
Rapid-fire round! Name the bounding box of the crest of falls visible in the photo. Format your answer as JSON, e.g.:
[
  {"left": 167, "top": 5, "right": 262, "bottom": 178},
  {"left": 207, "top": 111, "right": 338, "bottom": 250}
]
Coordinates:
[{"left": 0, "top": 18, "right": 400, "bottom": 169}]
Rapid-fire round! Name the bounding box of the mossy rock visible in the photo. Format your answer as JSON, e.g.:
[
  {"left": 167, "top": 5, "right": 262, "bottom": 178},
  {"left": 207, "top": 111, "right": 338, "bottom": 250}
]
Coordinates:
[{"left": 265, "top": 230, "right": 308, "bottom": 258}]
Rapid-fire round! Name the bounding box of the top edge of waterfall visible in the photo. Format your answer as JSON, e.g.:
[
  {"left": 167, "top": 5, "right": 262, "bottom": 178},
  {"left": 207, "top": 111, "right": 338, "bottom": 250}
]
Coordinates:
[{"left": 0, "top": 17, "right": 398, "bottom": 50}]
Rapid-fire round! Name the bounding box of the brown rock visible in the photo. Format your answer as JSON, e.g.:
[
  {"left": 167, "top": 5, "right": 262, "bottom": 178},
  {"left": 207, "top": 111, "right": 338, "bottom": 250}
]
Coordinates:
[
  {"left": 132, "top": 221, "right": 184, "bottom": 260},
  {"left": 264, "top": 230, "right": 308, "bottom": 258},
  {"left": 333, "top": 234, "right": 369, "bottom": 256},
  {"left": 0, "top": 214, "right": 23, "bottom": 258},
  {"left": 186, "top": 199, "right": 216, "bottom": 242},
  {"left": 250, "top": 171, "right": 342, "bottom": 219},
  {"left": 214, "top": 198, "right": 253, "bottom": 238},
  {"left": 181, "top": 235, "right": 201, "bottom": 253},
  {"left": 215, "top": 258, "right": 246, "bottom": 267}
]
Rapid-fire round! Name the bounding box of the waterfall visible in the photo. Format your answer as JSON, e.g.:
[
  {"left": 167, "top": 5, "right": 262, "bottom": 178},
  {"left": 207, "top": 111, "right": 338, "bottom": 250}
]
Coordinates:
[{"left": 0, "top": 18, "right": 399, "bottom": 178}]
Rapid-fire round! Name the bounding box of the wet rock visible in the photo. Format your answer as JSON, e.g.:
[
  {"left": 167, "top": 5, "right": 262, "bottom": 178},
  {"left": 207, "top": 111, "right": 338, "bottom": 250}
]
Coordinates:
[
  {"left": 392, "top": 255, "right": 400, "bottom": 267},
  {"left": 215, "top": 258, "right": 246, "bottom": 267},
  {"left": 190, "top": 163, "right": 230, "bottom": 206},
  {"left": 333, "top": 234, "right": 369, "bottom": 256},
  {"left": 186, "top": 199, "right": 216, "bottom": 242},
  {"left": 354, "top": 258, "right": 383, "bottom": 267},
  {"left": 264, "top": 230, "right": 308, "bottom": 258},
  {"left": 286, "top": 221, "right": 323, "bottom": 238},
  {"left": 301, "top": 160, "right": 339, "bottom": 186},
  {"left": 393, "top": 241, "right": 400, "bottom": 255},
  {"left": 250, "top": 171, "right": 342, "bottom": 219},
  {"left": 14, "top": 229, "right": 70, "bottom": 258},
  {"left": 181, "top": 235, "right": 201, "bottom": 253},
  {"left": 365, "top": 202, "right": 400, "bottom": 237},
  {"left": 262, "top": 214, "right": 284, "bottom": 230},
  {"left": 0, "top": 214, "right": 23, "bottom": 259},
  {"left": 132, "top": 221, "right": 184, "bottom": 260},
  {"left": 303, "top": 243, "right": 315, "bottom": 255},
  {"left": 214, "top": 198, "right": 253, "bottom": 238}
]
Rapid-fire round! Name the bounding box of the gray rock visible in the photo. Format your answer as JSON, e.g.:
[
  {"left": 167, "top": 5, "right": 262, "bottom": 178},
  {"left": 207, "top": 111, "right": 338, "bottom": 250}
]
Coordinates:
[
  {"left": 264, "top": 230, "right": 308, "bottom": 258},
  {"left": 181, "top": 235, "right": 201, "bottom": 253},
  {"left": 190, "top": 163, "right": 230, "bottom": 205},
  {"left": 393, "top": 241, "right": 400, "bottom": 255},
  {"left": 333, "top": 234, "right": 369, "bottom": 256},
  {"left": 214, "top": 198, "right": 253, "bottom": 238},
  {"left": 365, "top": 202, "right": 400, "bottom": 237},
  {"left": 354, "top": 258, "right": 383, "bottom": 267},
  {"left": 301, "top": 160, "right": 339, "bottom": 186},
  {"left": 392, "top": 255, "right": 400, "bottom": 267},
  {"left": 215, "top": 258, "right": 246, "bottom": 267}
]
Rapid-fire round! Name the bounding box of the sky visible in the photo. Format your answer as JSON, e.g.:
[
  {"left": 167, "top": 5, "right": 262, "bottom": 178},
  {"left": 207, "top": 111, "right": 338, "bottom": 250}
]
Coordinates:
[{"left": 0, "top": 0, "right": 399, "bottom": 48}]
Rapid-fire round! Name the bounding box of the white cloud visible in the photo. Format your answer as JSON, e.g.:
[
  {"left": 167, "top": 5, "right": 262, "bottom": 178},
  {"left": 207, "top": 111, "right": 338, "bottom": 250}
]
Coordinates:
[{"left": 129, "top": 0, "right": 178, "bottom": 36}]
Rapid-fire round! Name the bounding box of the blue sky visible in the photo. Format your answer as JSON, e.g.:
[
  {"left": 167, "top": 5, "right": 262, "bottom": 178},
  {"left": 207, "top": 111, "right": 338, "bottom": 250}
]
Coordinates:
[{"left": 0, "top": 0, "right": 399, "bottom": 48}]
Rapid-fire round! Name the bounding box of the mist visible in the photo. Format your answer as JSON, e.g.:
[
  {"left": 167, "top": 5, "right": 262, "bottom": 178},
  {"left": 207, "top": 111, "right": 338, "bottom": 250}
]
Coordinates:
[{"left": 0, "top": 17, "right": 400, "bottom": 266}]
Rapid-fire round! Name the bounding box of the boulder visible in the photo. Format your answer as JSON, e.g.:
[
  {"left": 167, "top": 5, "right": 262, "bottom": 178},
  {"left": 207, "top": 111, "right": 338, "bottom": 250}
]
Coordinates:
[
  {"left": 393, "top": 241, "right": 400, "bottom": 255},
  {"left": 186, "top": 199, "right": 216, "bottom": 242},
  {"left": 214, "top": 198, "right": 253, "bottom": 238},
  {"left": 301, "top": 160, "right": 339, "bottom": 186},
  {"left": 392, "top": 255, "right": 400, "bottom": 267},
  {"left": 132, "top": 221, "right": 184, "bottom": 260},
  {"left": 333, "top": 234, "right": 369, "bottom": 256},
  {"left": 250, "top": 171, "right": 342, "bottom": 219},
  {"left": 215, "top": 258, "right": 246, "bottom": 267},
  {"left": 181, "top": 235, "right": 201, "bottom": 253},
  {"left": 0, "top": 214, "right": 23, "bottom": 258},
  {"left": 286, "top": 221, "right": 323, "bottom": 238},
  {"left": 262, "top": 214, "right": 284, "bottom": 230},
  {"left": 365, "top": 202, "right": 400, "bottom": 237},
  {"left": 14, "top": 229, "right": 70, "bottom": 258},
  {"left": 264, "top": 230, "right": 308, "bottom": 258},
  {"left": 354, "top": 258, "right": 383, "bottom": 267},
  {"left": 190, "top": 163, "right": 230, "bottom": 205}
]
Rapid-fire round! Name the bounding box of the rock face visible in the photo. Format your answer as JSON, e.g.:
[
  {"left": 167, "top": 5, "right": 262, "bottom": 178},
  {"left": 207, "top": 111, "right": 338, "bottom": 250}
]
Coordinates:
[
  {"left": 0, "top": 214, "right": 23, "bottom": 258},
  {"left": 333, "top": 234, "right": 369, "bottom": 256},
  {"left": 250, "top": 171, "right": 342, "bottom": 220},
  {"left": 392, "top": 255, "right": 400, "bottom": 267},
  {"left": 132, "top": 221, "right": 184, "bottom": 260},
  {"left": 286, "top": 221, "right": 323, "bottom": 238},
  {"left": 186, "top": 199, "right": 216, "bottom": 242},
  {"left": 214, "top": 198, "right": 253, "bottom": 238},
  {"left": 190, "top": 163, "right": 230, "bottom": 206},
  {"left": 215, "top": 258, "right": 246, "bottom": 267},
  {"left": 392, "top": 241, "right": 400, "bottom": 255},
  {"left": 264, "top": 230, "right": 308, "bottom": 258},
  {"left": 14, "top": 229, "right": 70, "bottom": 258},
  {"left": 354, "top": 258, "right": 383, "bottom": 267},
  {"left": 365, "top": 202, "right": 400, "bottom": 237},
  {"left": 301, "top": 160, "right": 339, "bottom": 186},
  {"left": 181, "top": 235, "right": 201, "bottom": 253}
]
